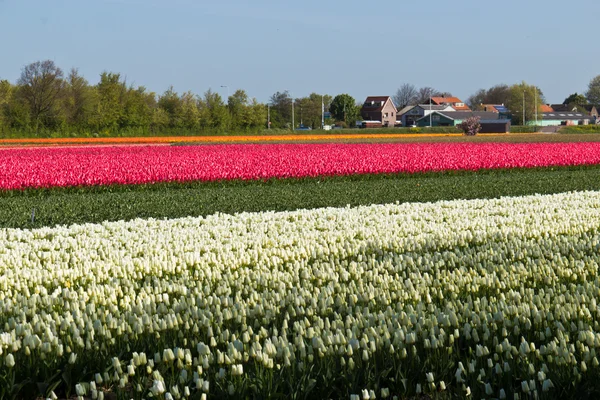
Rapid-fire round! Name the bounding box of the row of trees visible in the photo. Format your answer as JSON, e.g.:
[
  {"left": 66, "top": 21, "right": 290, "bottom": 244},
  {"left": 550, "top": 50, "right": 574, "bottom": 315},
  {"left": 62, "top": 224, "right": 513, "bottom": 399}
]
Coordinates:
[
  {"left": 0, "top": 60, "right": 351, "bottom": 135},
  {"left": 0, "top": 60, "right": 299, "bottom": 135},
  {"left": 3, "top": 60, "right": 599, "bottom": 135}
]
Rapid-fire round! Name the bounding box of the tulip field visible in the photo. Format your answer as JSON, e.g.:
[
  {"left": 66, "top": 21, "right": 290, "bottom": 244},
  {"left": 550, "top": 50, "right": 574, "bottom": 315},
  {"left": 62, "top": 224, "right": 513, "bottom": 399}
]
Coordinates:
[
  {"left": 3, "top": 141, "right": 600, "bottom": 189},
  {"left": 3, "top": 140, "right": 600, "bottom": 399}
]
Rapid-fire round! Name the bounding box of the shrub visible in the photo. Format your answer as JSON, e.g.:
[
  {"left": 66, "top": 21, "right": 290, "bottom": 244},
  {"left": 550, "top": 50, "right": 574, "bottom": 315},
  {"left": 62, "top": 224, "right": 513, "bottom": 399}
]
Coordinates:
[{"left": 458, "top": 116, "right": 481, "bottom": 136}]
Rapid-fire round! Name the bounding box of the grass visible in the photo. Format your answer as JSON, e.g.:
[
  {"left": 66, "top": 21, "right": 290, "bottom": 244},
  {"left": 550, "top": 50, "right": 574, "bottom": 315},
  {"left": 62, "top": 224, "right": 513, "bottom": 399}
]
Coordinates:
[
  {"left": 559, "top": 125, "right": 600, "bottom": 134},
  {"left": 3, "top": 165, "right": 600, "bottom": 229}
]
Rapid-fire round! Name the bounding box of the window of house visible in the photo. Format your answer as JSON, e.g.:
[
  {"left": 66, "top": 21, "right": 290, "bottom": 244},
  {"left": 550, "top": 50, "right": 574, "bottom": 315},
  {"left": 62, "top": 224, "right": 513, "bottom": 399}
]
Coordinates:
[
  {"left": 455, "top": 103, "right": 464, "bottom": 107},
  {"left": 384, "top": 113, "right": 388, "bottom": 117}
]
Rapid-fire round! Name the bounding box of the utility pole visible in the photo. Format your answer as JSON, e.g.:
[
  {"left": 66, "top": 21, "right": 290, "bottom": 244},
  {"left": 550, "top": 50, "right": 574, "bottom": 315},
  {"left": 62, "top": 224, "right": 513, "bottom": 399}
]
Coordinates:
[
  {"left": 321, "top": 95, "right": 324, "bottom": 130},
  {"left": 267, "top": 103, "right": 270, "bottom": 129},
  {"left": 429, "top": 96, "right": 432, "bottom": 128},
  {"left": 292, "top": 97, "right": 295, "bottom": 131},
  {"left": 535, "top": 88, "right": 538, "bottom": 128},
  {"left": 523, "top": 90, "right": 526, "bottom": 126}
]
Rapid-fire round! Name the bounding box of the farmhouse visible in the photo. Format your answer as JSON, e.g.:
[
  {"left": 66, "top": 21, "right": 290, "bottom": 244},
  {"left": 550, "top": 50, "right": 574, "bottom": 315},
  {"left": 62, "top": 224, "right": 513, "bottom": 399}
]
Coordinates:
[
  {"left": 360, "top": 96, "right": 397, "bottom": 127},
  {"left": 398, "top": 104, "right": 455, "bottom": 126},
  {"left": 582, "top": 105, "right": 599, "bottom": 119},
  {"left": 429, "top": 96, "right": 471, "bottom": 111}
]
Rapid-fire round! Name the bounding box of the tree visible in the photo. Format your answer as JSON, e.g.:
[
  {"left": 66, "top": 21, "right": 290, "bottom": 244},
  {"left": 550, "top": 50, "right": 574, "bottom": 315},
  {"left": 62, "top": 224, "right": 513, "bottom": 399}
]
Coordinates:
[
  {"left": 227, "top": 89, "right": 250, "bottom": 130},
  {"left": 458, "top": 116, "right": 481, "bottom": 136},
  {"left": 586, "top": 75, "right": 600, "bottom": 104},
  {"left": 506, "top": 81, "right": 545, "bottom": 125},
  {"left": 393, "top": 83, "right": 418, "bottom": 109},
  {"left": 564, "top": 92, "right": 588, "bottom": 106},
  {"left": 96, "top": 72, "right": 126, "bottom": 131},
  {"left": 63, "top": 68, "right": 98, "bottom": 132},
  {"left": 0, "top": 80, "right": 13, "bottom": 132},
  {"left": 198, "top": 89, "right": 229, "bottom": 131},
  {"left": 246, "top": 99, "right": 267, "bottom": 131},
  {"left": 330, "top": 94, "right": 359, "bottom": 126},
  {"left": 158, "top": 86, "right": 183, "bottom": 128},
  {"left": 269, "top": 91, "right": 292, "bottom": 129},
  {"left": 294, "top": 93, "right": 332, "bottom": 129},
  {"left": 179, "top": 91, "right": 200, "bottom": 129},
  {"left": 467, "top": 84, "right": 510, "bottom": 109},
  {"left": 466, "top": 89, "right": 487, "bottom": 110},
  {"left": 416, "top": 87, "right": 442, "bottom": 104},
  {"left": 17, "top": 60, "right": 65, "bottom": 132},
  {"left": 122, "top": 86, "right": 155, "bottom": 130}
]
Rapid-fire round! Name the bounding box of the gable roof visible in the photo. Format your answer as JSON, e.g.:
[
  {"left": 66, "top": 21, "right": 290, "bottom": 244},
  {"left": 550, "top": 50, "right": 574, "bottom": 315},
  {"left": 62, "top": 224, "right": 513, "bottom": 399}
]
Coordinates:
[
  {"left": 430, "top": 96, "right": 463, "bottom": 104},
  {"left": 364, "top": 96, "right": 390, "bottom": 103},
  {"left": 480, "top": 104, "right": 510, "bottom": 113},
  {"left": 430, "top": 96, "right": 471, "bottom": 111},
  {"left": 416, "top": 104, "right": 456, "bottom": 111},
  {"left": 539, "top": 104, "right": 554, "bottom": 112},
  {"left": 481, "top": 104, "right": 500, "bottom": 112},
  {"left": 582, "top": 105, "right": 599, "bottom": 112},
  {"left": 397, "top": 105, "right": 415, "bottom": 116},
  {"left": 361, "top": 96, "right": 397, "bottom": 113},
  {"left": 550, "top": 104, "right": 580, "bottom": 112}
]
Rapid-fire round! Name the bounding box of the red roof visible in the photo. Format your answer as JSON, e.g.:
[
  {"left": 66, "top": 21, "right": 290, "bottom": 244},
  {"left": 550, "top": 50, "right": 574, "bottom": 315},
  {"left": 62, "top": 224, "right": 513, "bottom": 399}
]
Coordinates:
[
  {"left": 540, "top": 104, "right": 553, "bottom": 112},
  {"left": 430, "top": 96, "right": 471, "bottom": 111}
]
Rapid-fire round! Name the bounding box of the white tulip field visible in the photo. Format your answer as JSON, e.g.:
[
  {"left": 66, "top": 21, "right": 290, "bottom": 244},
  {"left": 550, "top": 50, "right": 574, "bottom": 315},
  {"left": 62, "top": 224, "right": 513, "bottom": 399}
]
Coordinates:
[{"left": 2, "top": 191, "right": 600, "bottom": 398}]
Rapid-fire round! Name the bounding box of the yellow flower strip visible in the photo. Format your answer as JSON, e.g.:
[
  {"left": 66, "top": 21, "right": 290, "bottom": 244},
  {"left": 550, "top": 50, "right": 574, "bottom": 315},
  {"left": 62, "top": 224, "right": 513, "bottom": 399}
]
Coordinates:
[{"left": 0, "top": 133, "right": 465, "bottom": 146}]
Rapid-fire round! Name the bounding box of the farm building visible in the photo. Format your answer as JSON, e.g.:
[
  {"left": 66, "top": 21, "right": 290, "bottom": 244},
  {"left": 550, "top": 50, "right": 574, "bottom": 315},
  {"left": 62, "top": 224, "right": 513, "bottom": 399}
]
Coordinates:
[
  {"left": 397, "top": 104, "right": 455, "bottom": 126},
  {"left": 416, "top": 111, "right": 509, "bottom": 132},
  {"left": 525, "top": 112, "right": 594, "bottom": 126},
  {"left": 429, "top": 96, "right": 471, "bottom": 111}
]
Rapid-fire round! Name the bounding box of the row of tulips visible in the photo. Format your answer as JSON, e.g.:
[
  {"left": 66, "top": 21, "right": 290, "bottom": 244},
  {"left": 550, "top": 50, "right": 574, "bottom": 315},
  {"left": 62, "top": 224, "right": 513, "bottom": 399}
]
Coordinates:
[
  {"left": 1, "top": 191, "right": 600, "bottom": 398},
  {"left": 2, "top": 142, "right": 600, "bottom": 189}
]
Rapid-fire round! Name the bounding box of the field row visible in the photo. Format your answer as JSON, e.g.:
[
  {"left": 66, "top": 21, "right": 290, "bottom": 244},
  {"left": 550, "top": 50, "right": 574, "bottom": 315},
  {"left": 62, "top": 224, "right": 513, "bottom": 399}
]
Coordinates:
[
  {"left": 2, "top": 165, "right": 600, "bottom": 229},
  {"left": 3, "top": 142, "right": 600, "bottom": 189},
  {"left": 2, "top": 191, "right": 600, "bottom": 398}
]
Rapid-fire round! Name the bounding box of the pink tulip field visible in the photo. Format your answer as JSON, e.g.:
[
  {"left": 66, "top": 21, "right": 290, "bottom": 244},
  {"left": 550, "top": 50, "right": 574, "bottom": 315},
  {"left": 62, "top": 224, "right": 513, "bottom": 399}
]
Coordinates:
[{"left": 2, "top": 141, "right": 600, "bottom": 189}]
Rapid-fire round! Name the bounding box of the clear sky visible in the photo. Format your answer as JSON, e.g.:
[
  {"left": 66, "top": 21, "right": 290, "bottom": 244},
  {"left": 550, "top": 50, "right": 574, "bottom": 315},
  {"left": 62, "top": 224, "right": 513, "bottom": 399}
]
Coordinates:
[{"left": 1, "top": 0, "right": 598, "bottom": 104}]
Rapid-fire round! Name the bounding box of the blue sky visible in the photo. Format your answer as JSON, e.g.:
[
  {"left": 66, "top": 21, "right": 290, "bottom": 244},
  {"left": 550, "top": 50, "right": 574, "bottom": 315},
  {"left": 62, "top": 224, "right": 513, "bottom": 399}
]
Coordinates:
[{"left": 0, "top": 0, "right": 598, "bottom": 104}]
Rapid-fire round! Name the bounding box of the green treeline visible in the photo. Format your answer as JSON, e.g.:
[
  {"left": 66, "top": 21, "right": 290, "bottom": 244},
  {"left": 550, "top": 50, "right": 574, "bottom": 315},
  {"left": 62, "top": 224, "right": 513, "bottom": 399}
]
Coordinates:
[{"left": 0, "top": 60, "right": 332, "bottom": 137}]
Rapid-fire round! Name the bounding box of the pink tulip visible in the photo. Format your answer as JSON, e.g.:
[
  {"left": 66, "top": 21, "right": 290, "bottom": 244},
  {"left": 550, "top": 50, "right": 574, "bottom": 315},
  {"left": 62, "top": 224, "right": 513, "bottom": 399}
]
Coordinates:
[{"left": 1, "top": 142, "right": 600, "bottom": 189}]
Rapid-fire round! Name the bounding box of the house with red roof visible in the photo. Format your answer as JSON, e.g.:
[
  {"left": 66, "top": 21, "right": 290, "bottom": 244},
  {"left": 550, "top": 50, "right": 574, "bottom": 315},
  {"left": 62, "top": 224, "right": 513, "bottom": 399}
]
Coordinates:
[{"left": 430, "top": 96, "right": 471, "bottom": 111}]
